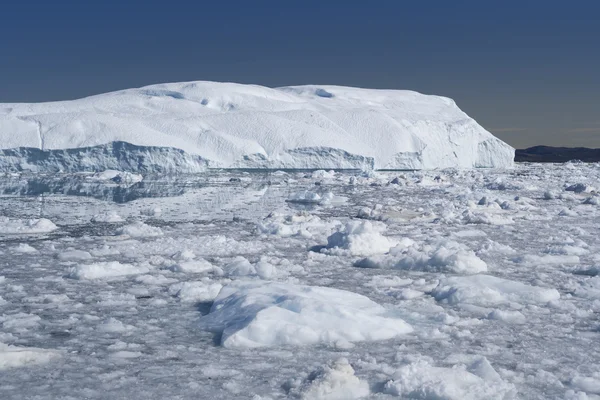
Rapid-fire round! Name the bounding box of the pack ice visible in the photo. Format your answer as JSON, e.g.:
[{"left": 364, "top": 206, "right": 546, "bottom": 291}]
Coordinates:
[{"left": 0, "top": 81, "right": 514, "bottom": 172}]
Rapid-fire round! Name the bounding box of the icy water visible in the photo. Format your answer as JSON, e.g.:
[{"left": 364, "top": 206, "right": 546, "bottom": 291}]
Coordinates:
[{"left": 1, "top": 165, "right": 600, "bottom": 399}]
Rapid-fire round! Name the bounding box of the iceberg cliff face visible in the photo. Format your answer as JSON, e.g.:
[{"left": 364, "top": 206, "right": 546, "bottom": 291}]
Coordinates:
[
  {"left": 0, "top": 81, "right": 514, "bottom": 172},
  {"left": 0, "top": 142, "right": 209, "bottom": 173}
]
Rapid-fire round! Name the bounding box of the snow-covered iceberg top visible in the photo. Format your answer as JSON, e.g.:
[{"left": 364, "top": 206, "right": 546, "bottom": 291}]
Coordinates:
[{"left": 0, "top": 81, "right": 514, "bottom": 171}]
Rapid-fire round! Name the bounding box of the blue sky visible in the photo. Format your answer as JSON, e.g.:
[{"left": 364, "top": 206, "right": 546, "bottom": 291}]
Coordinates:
[{"left": 1, "top": 0, "right": 599, "bottom": 147}]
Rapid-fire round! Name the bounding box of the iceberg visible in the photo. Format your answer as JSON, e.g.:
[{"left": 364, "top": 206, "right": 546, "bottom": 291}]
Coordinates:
[{"left": 0, "top": 81, "right": 514, "bottom": 172}]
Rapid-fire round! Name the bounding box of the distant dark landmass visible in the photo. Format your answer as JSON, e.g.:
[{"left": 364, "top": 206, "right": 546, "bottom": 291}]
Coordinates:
[{"left": 515, "top": 146, "right": 600, "bottom": 163}]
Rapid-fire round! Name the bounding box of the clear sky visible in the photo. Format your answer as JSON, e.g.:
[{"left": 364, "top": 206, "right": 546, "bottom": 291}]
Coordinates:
[{"left": 1, "top": 0, "right": 599, "bottom": 148}]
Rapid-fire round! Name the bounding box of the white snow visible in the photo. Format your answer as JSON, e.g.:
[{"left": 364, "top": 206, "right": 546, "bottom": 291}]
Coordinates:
[
  {"left": 0, "top": 81, "right": 514, "bottom": 170},
  {"left": 199, "top": 281, "right": 413, "bottom": 348}
]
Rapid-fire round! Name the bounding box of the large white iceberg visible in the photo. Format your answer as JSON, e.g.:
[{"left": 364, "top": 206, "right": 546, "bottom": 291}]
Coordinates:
[{"left": 0, "top": 81, "right": 514, "bottom": 172}]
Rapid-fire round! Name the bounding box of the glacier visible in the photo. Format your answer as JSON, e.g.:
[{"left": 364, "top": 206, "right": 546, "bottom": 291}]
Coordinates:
[{"left": 0, "top": 81, "right": 514, "bottom": 172}]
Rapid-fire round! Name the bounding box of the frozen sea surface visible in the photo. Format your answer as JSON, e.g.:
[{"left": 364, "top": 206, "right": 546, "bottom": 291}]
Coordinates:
[{"left": 1, "top": 164, "right": 600, "bottom": 399}]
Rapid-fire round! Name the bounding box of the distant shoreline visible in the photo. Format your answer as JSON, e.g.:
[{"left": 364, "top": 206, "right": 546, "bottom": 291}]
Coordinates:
[{"left": 515, "top": 146, "right": 600, "bottom": 163}]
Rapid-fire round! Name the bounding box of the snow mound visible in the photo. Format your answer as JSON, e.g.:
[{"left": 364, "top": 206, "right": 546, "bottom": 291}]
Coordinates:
[
  {"left": 383, "top": 359, "right": 515, "bottom": 400},
  {"left": 0, "top": 81, "right": 514, "bottom": 171},
  {"left": 0, "top": 343, "right": 61, "bottom": 370},
  {"left": 0, "top": 217, "right": 58, "bottom": 234},
  {"left": 199, "top": 281, "right": 412, "bottom": 348},
  {"left": 432, "top": 275, "right": 560, "bottom": 307},
  {"left": 355, "top": 239, "right": 487, "bottom": 274},
  {"left": 326, "top": 220, "right": 397, "bottom": 256},
  {"left": 294, "top": 358, "right": 370, "bottom": 400}
]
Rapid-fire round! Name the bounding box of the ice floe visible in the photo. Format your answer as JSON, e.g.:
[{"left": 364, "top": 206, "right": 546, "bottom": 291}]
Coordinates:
[
  {"left": 199, "top": 281, "right": 412, "bottom": 348},
  {"left": 355, "top": 239, "right": 487, "bottom": 274},
  {"left": 69, "top": 261, "right": 150, "bottom": 280},
  {"left": 325, "top": 220, "right": 397, "bottom": 256},
  {"left": 432, "top": 275, "right": 560, "bottom": 308},
  {"left": 383, "top": 359, "right": 515, "bottom": 400},
  {"left": 0, "top": 343, "right": 60, "bottom": 370},
  {"left": 0, "top": 217, "right": 57, "bottom": 234}
]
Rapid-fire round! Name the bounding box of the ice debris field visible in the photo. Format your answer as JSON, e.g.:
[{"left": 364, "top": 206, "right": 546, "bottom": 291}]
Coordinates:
[
  {"left": 0, "top": 81, "right": 513, "bottom": 172},
  {"left": 0, "top": 163, "right": 599, "bottom": 399}
]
